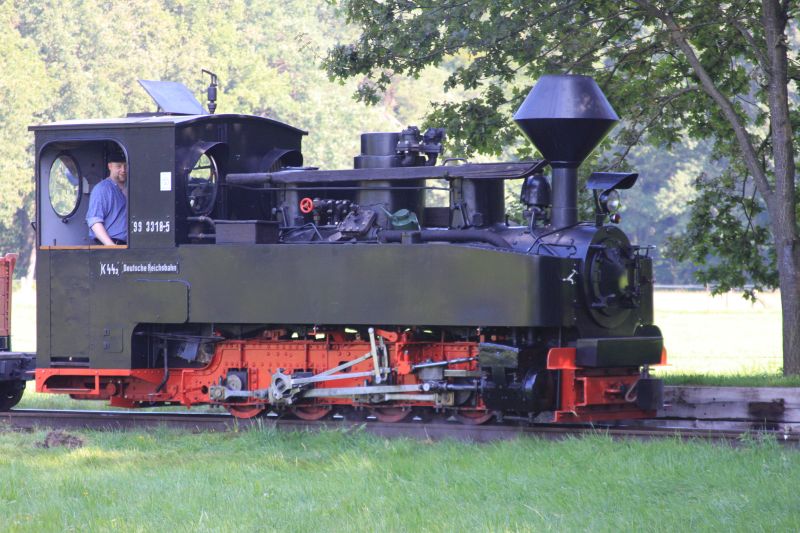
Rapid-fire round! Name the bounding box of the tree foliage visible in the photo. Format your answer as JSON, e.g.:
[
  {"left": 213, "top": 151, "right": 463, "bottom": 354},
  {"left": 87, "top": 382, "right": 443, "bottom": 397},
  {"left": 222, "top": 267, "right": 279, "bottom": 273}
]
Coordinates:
[
  {"left": 0, "top": 4, "right": 53, "bottom": 266},
  {"left": 324, "top": 0, "right": 800, "bottom": 372},
  {"left": 624, "top": 141, "right": 712, "bottom": 284}
]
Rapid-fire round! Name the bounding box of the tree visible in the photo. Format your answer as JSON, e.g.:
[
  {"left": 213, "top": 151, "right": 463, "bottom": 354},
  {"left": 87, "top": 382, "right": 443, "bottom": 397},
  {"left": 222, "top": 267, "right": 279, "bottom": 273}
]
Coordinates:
[
  {"left": 0, "top": 5, "right": 53, "bottom": 278},
  {"left": 324, "top": 0, "right": 800, "bottom": 374},
  {"left": 626, "top": 141, "right": 712, "bottom": 284}
]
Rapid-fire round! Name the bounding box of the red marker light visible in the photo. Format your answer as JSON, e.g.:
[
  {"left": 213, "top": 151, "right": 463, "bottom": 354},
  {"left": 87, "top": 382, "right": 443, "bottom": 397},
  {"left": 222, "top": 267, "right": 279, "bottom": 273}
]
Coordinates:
[{"left": 299, "top": 197, "right": 314, "bottom": 214}]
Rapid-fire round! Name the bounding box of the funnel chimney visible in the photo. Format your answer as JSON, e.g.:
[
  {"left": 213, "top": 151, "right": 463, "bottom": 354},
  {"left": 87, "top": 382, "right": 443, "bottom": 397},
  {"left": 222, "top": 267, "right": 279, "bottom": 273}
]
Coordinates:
[{"left": 514, "top": 75, "right": 618, "bottom": 227}]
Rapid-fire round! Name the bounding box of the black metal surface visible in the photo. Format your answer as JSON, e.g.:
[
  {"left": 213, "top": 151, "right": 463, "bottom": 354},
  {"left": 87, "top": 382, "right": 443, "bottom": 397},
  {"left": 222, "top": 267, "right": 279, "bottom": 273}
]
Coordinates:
[
  {"left": 586, "top": 172, "right": 639, "bottom": 191},
  {"left": 215, "top": 220, "right": 279, "bottom": 244},
  {"left": 513, "top": 74, "right": 618, "bottom": 167},
  {"left": 377, "top": 229, "right": 512, "bottom": 248},
  {"left": 551, "top": 167, "right": 578, "bottom": 228},
  {"left": 423, "top": 207, "right": 450, "bottom": 227},
  {"left": 520, "top": 174, "right": 551, "bottom": 208},
  {"left": 30, "top": 114, "right": 307, "bottom": 135},
  {"left": 514, "top": 75, "right": 619, "bottom": 229},
  {"left": 226, "top": 161, "right": 547, "bottom": 185},
  {"left": 361, "top": 132, "right": 400, "bottom": 156},
  {"left": 482, "top": 370, "right": 555, "bottom": 413},
  {"left": 38, "top": 223, "right": 652, "bottom": 368},
  {"left": 636, "top": 378, "right": 664, "bottom": 411},
  {"left": 0, "top": 382, "right": 25, "bottom": 411},
  {"left": 354, "top": 132, "right": 402, "bottom": 169},
  {"left": 575, "top": 337, "right": 663, "bottom": 367},
  {"left": 0, "top": 352, "right": 36, "bottom": 382}
]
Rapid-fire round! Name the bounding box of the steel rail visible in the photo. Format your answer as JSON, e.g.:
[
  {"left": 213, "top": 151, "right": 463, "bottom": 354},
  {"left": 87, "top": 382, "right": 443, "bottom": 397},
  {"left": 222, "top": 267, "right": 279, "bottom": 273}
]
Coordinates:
[{"left": 2, "top": 409, "right": 798, "bottom": 447}]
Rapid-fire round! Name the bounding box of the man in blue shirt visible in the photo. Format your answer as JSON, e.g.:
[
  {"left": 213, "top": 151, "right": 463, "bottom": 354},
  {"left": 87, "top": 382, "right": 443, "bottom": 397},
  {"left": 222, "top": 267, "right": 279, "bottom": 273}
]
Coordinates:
[{"left": 86, "top": 147, "right": 127, "bottom": 245}]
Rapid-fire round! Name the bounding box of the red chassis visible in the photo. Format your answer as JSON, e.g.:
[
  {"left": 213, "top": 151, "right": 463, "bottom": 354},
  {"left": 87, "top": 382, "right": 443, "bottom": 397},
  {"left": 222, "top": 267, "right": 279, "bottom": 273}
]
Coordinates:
[{"left": 37, "top": 329, "right": 664, "bottom": 422}]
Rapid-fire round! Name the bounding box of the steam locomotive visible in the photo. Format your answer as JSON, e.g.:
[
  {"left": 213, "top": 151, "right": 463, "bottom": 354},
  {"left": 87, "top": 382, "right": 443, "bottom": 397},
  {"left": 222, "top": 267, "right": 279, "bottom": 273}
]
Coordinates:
[{"left": 28, "top": 74, "right": 664, "bottom": 422}]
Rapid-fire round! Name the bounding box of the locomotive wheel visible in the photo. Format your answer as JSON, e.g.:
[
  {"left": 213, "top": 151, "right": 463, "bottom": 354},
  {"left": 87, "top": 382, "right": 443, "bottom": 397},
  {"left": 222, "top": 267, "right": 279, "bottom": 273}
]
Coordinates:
[
  {"left": 371, "top": 407, "right": 411, "bottom": 423},
  {"left": 290, "top": 406, "right": 333, "bottom": 421},
  {"left": 453, "top": 409, "right": 494, "bottom": 425},
  {"left": 0, "top": 382, "right": 24, "bottom": 411},
  {"left": 226, "top": 405, "right": 266, "bottom": 419}
]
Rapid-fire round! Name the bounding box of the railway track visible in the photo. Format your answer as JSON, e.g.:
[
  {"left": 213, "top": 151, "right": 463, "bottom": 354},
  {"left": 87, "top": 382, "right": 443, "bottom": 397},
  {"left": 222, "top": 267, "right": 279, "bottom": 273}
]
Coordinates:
[{"left": 2, "top": 408, "right": 798, "bottom": 447}]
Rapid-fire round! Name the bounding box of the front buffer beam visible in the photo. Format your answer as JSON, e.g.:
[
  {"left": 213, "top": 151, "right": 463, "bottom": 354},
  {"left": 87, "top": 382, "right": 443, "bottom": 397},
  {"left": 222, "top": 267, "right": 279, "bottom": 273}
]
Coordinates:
[{"left": 546, "top": 347, "right": 665, "bottom": 422}]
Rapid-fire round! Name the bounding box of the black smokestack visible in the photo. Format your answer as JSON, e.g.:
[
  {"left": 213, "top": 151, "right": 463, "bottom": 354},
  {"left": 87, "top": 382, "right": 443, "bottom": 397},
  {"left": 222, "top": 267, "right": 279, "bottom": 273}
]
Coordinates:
[{"left": 513, "top": 75, "right": 619, "bottom": 227}]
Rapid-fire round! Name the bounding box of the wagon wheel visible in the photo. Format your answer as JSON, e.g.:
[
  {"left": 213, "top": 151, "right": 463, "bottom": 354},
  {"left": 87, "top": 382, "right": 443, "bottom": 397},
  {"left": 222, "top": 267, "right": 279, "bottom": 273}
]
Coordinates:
[
  {"left": 453, "top": 409, "right": 494, "bottom": 425},
  {"left": 290, "top": 405, "right": 333, "bottom": 421},
  {"left": 371, "top": 407, "right": 411, "bottom": 423},
  {"left": 226, "top": 405, "right": 266, "bottom": 419},
  {"left": 0, "top": 382, "right": 25, "bottom": 411}
]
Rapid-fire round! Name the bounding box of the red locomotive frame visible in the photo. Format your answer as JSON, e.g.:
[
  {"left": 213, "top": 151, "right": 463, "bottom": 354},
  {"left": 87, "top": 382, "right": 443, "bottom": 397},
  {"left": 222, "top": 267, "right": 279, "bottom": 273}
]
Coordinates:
[{"left": 37, "top": 328, "right": 665, "bottom": 422}]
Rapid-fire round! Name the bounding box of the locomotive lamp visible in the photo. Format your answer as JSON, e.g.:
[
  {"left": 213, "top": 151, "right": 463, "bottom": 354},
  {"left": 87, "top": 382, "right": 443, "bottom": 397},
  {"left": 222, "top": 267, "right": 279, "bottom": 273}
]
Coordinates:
[
  {"left": 599, "top": 189, "right": 620, "bottom": 214},
  {"left": 520, "top": 171, "right": 551, "bottom": 227},
  {"left": 586, "top": 171, "right": 638, "bottom": 226}
]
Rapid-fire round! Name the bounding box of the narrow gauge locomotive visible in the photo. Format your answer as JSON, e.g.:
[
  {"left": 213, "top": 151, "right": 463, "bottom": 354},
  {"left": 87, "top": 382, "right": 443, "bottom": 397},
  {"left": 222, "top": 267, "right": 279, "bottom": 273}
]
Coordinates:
[{"left": 33, "top": 74, "right": 665, "bottom": 422}]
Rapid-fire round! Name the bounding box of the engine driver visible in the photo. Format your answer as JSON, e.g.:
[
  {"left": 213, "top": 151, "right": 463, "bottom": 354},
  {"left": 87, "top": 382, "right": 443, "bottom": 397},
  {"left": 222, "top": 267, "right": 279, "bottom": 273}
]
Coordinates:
[{"left": 86, "top": 145, "right": 128, "bottom": 245}]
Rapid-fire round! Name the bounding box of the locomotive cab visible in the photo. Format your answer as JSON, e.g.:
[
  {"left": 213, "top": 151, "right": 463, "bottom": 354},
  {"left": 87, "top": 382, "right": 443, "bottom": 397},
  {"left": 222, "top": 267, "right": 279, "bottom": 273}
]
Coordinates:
[{"left": 31, "top": 97, "right": 306, "bottom": 370}]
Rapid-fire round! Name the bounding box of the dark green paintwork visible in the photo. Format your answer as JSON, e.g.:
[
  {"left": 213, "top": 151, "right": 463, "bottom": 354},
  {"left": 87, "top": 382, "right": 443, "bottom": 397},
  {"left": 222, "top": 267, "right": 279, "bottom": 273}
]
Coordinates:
[{"left": 37, "top": 244, "right": 579, "bottom": 369}]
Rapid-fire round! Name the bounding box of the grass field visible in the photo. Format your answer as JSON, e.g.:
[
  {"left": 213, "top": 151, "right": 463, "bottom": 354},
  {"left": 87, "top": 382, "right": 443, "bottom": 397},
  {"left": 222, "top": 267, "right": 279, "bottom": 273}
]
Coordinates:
[
  {"left": 0, "top": 426, "right": 797, "bottom": 531},
  {"left": 654, "top": 289, "right": 782, "bottom": 374}
]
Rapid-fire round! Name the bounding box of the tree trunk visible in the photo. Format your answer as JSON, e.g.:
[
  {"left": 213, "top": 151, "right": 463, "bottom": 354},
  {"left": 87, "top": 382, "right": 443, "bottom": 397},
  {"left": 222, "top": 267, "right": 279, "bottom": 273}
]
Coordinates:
[
  {"left": 776, "top": 233, "right": 800, "bottom": 375},
  {"left": 762, "top": 0, "right": 798, "bottom": 374},
  {"left": 13, "top": 207, "right": 36, "bottom": 282}
]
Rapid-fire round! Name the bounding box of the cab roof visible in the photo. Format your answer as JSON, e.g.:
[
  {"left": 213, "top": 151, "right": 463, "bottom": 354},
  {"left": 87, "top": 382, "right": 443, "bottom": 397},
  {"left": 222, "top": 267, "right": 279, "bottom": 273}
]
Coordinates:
[{"left": 29, "top": 113, "right": 307, "bottom": 135}]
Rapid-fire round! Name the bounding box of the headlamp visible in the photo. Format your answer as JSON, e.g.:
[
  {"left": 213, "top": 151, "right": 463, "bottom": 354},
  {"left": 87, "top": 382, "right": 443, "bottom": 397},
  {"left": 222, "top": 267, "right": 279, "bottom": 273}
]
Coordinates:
[{"left": 599, "top": 189, "right": 621, "bottom": 214}]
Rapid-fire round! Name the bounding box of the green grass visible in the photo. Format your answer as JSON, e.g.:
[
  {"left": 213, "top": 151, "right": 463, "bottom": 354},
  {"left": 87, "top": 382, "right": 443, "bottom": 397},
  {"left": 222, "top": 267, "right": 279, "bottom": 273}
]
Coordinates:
[
  {"left": 16, "top": 392, "right": 114, "bottom": 410},
  {"left": 15, "top": 388, "right": 217, "bottom": 413},
  {"left": 660, "top": 372, "right": 800, "bottom": 387},
  {"left": 0, "top": 426, "right": 797, "bottom": 531}
]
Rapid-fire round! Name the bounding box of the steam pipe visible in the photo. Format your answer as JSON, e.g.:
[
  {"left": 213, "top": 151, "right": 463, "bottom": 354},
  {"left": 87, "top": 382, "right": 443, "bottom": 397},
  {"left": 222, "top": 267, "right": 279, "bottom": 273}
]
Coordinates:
[
  {"left": 187, "top": 216, "right": 216, "bottom": 230},
  {"left": 378, "top": 229, "right": 511, "bottom": 249},
  {"left": 550, "top": 166, "right": 578, "bottom": 228}
]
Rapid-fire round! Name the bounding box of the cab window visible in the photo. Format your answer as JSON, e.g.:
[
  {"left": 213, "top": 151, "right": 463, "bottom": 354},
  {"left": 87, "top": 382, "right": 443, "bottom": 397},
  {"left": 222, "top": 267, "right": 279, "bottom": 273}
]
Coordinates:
[
  {"left": 38, "top": 141, "right": 128, "bottom": 248},
  {"left": 48, "top": 155, "right": 81, "bottom": 219}
]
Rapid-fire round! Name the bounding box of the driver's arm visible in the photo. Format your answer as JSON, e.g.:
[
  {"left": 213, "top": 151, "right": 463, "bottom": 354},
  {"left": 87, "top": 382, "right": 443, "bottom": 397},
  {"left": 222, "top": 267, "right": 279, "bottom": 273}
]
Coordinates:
[{"left": 90, "top": 222, "right": 115, "bottom": 246}]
